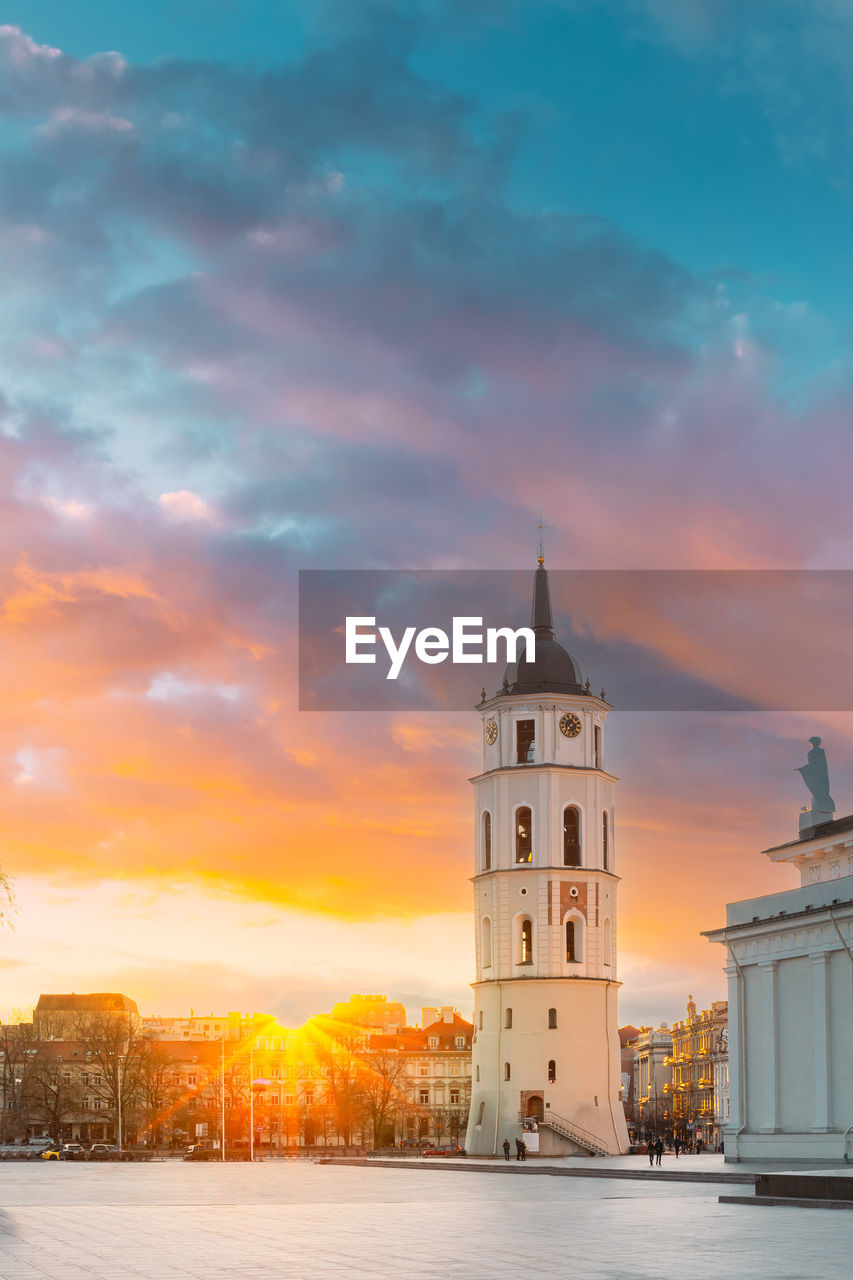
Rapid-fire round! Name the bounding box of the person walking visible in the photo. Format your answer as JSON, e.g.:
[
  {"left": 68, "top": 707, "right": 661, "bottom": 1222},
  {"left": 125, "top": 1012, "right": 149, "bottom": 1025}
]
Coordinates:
[
  {"left": 655, "top": 1137, "right": 663, "bottom": 1166},
  {"left": 515, "top": 1137, "right": 524, "bottom": 1161},
  {"left": 503, "top": 1138, "right": 511, "bottom": 1162},
  {"left": 674, "top": 1138, "right": 680, "bottom": 1158},
  {"left": 648, "top": 1139, "right": 655, "bottom": 1167}
]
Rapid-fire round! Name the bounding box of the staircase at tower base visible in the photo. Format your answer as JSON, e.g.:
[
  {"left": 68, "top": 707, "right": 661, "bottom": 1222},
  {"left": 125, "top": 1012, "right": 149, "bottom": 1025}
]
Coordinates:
[{"left": 538, "top": 1110, "right": 609, "bottom": 1157}]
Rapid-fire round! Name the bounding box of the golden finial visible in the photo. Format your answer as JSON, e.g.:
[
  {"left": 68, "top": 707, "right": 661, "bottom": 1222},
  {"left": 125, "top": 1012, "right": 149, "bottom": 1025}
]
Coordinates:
[{"left": 537, "top": 515, "right": 545, "bottom": 566}]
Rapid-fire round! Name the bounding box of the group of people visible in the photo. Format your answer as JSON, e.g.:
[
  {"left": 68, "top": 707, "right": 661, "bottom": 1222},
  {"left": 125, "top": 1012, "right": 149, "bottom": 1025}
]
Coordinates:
[
  {"left": 646, "top": 1135, "right": 705, "bottom": 1164},
  {"left": 502, "top": 1137, "right": 527, "bottom": 1161},
  {"left": 647, "top": 1137, "right": 664, "bottom": 1166}
]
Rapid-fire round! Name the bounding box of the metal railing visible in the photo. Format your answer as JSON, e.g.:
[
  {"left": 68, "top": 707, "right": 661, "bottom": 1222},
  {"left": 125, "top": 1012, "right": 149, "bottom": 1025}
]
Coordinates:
[{"left": 537, "top": 1109, "right": 609, "bottom": 1156}]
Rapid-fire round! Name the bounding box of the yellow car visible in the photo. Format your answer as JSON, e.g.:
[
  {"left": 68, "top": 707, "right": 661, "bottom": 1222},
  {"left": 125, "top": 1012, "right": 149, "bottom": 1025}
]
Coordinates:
[{"left": 40, "top": 1148, "right": 62, "bottom": 1160}]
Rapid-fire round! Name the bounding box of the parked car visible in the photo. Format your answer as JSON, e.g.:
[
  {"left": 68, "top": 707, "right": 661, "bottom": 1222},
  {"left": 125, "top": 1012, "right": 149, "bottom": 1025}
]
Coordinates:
[
  {"left": 87, "top": 1143, "right": 112, "bottom": 1161},
  {"left": 62, "top": 1143, "right": 87, "bottom": 1161},
  {"left": 184, "top": 1145, "right": 217, "bottom": 1161},
  {"left": 422, "top": 1145, "right": 465, "bottom": 1157}
]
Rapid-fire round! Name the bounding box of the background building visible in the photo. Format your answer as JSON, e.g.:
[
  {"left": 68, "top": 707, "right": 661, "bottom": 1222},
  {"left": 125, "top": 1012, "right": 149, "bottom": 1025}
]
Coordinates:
[
  {"left": 666, "top": 997, "right": 727, "bottom": 1149},
  {"left": 1, "top": 992, "right": 471, "bottom": 1152},
  {"left": 631, "top": 1023, "right": 672, "bottom": 1140}
]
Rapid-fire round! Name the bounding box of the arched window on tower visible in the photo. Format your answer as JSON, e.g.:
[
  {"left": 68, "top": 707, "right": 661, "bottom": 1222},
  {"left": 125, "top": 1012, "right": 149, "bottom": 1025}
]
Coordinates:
[
  {"left": 482, "top": 917, "right": 492, "bottom": 969},
  {"left": 602, "top": 918, "right": 612, "bottom": 967},
  {"left": 548, "top": 1008, "right": 557, "bottom": 1029},
  {"left": 563, "top": 806, "right": 581, "bottom": 867},
  {"left": 515, "top": 807, "right": 532, "bottom": 863},
  {"left": 483, "top": 811, "right": 491, "bottom": 870},
  {"left": 505, "top": 1008, "right": 512, "bottom": 1029},
  {"left": 602, "top": 811, "right": 609, "bottom": 870},
  {"left": 548, "top": 1059, "right": 557, "bottom": 1083},
  {"left": 565, "top": 917, "right": 584, "bottom": 963},
  {"left": 518, "top": 917, "right": 534, "bottom": 965}
]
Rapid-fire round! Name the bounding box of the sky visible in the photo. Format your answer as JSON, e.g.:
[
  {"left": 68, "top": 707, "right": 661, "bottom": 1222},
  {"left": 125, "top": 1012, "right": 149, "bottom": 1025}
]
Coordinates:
[{"left": 2, "top": 0, "right": 853, "bottom": 1030}]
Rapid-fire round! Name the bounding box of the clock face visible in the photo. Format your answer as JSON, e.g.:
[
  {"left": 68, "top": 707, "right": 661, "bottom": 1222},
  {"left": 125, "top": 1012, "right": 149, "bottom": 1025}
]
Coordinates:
[
  {"left": 559, "top": 712, "right": 582, "bottom": 739},
  {"left": 484, "top": 719, "right": 498, "bottom": 745}
]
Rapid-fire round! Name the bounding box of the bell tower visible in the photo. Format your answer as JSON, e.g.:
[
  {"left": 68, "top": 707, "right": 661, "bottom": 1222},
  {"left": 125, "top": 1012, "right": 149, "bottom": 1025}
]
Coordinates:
[{"left": 464, "top": 556, "right": 629, "bottom": 1156}]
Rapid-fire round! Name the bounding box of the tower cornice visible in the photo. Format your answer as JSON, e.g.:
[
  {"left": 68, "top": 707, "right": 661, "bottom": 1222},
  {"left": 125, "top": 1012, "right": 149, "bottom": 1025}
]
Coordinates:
[
  {"left": 477, "top": 692, "right": 611, "bottom": 713},
  {"left": 469, "top": 764, "right": 619, "bottom": 785},
  {"left": 470, "top": 866, "right": 621, "bottom": 884}
]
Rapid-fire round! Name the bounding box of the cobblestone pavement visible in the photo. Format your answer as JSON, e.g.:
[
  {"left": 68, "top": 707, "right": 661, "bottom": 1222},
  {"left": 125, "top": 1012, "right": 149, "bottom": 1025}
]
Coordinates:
[{"left": 0, "top": 1159, "right": 848, "bottom": 1280}]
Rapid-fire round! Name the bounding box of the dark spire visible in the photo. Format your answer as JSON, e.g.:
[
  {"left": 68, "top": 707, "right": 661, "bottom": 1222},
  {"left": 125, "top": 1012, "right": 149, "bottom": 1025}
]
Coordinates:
[{"left": 530, "top": 562, "right": 554, "bottom": 636}]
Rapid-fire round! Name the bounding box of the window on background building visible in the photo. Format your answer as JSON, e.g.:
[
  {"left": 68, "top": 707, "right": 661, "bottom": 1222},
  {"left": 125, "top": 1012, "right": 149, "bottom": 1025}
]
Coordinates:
[
  {"left": 504, "top": 1062, "right": 511, "bottom": 1081},
  {"left": 548, "top": 1060, "right": 556, "bottom": 1083},
  {"left": 483, "top": 811, "right": 491, "bottom": 869},
  {"left": 450, "top": 1088, "right": 460, "bottom": 1105},
  {"left": 455, "top": 1036, "right": 465, "bottom": 1048},
  {"left": 482, "top": 916, "right": 492, "bottom": 968},
  {"left": 271, "top": 1066, "right": 280, "bottom": 1078},
  {"left": 515, "top": 807, "right": 533, "bottom": 862},
  {"left": 304, "top": 1091, "right": 314, "bottom": 1105},
  {"left": 285, "top": 1094, "right": 295, "bottom": 1105},
  {"left": 188, "top": 1074, "right": 197, "bottom": 1086},
  {"left": 419, "top": 1089, "right": 429, "bottom": 1105},
  {"left": 93, "top": 1098, "right": 102, "bottom": 1110},
  {"left": 81, "top": 1098, "right": 89, "bottom": 1110},
  {"left": 92, "top": 1074, "right": 102, "bottom": 1087},
  {"left": 505, "top": 1008, "right": 513, "bottom": 1029},
  {"left": 420, "top": 1064, "right": 429, "bottom": 1076},
  {"left": 428, "top": 1036, "right": 439, "bottom": 1049},
  {"left": 450, "top": 1061, "right": 460, "bottom": 1076},
  {"left": 548, "top": 1008, "right": 557, "bottom": 1029},
  {"left": 563, "top": 806, "right": 581, "bottom": 867},
  {"left": 602, "top": 812, "right": 609, "bottom": 870},
  {"left": 63, "top": 1072, "right": 71, "bottom": 1085},
  {"left": 519, "top": 918, "right": 533, "bottom": 964},
  {"left": 516, "top": 719, "right": 535, "bottom": 763},
  {"left": 566, "top": 920, "right": 578, "bottom": 963}
]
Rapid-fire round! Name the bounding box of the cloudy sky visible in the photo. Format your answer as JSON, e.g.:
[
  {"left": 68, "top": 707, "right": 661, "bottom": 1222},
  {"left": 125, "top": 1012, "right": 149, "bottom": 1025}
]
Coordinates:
[{"left": 2, "top": 0, "right": 853, "bottom": 1030}]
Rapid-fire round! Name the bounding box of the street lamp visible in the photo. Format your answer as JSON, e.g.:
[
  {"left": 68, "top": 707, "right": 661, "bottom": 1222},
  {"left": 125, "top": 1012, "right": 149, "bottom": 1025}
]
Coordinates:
[
  {"left": 108, "top": 1053, "right": 124, "bottom": 1149},
  {"left": 220, "top": 1034, "right": 226, "bottom": 1163}
]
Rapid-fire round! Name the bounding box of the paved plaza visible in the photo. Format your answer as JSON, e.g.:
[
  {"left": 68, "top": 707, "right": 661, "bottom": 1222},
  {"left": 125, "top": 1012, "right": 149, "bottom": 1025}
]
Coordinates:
[{"left": 0, "top": 1158, "right": 849, "bottom": 1280}]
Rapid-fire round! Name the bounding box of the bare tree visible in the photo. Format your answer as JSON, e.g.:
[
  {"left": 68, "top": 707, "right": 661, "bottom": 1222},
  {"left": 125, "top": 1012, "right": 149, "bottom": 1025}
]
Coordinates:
[
  {"left": 359, "top": 1047, "right": 407, "bottom": 1149},
  {"left": 0, "top": 1018, "right": 39, "bottom": 1142},
  {"left": 71, "top": 1012, "right": 149, "bottom": 1144}
]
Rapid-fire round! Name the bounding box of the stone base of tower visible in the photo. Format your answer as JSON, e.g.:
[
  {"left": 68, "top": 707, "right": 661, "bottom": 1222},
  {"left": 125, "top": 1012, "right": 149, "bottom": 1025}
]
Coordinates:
[{"left": 464, "top": 978, "right": 629, "bottom": 1158}]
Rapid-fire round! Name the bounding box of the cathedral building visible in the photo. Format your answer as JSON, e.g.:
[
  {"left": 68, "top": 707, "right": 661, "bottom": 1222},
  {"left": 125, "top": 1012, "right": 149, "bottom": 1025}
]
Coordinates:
[
  {"left": 705, "top": 740, "right": 853, "bottom": 1162},
  {"left": 464, "top": 557, "right": 629, "bottom": 1156}
]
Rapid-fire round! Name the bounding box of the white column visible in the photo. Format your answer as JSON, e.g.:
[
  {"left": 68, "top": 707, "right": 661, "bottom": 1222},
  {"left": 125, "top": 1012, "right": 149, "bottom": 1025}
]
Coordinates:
[
  {"left": 758, "top": 960, "right": 779, "bottom": 1133},
  {"left": 811, "top": 952, "right": 832, "bottom": 1132},
  {"left": 723, "top": 961, "right": 743, "bottom": 1138}
]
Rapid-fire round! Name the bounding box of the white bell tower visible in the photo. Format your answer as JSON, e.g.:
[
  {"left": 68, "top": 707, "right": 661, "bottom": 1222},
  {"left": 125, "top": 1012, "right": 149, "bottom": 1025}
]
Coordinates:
[{"left": 465, "top": 556, "right": 629, "bottom": 1156}]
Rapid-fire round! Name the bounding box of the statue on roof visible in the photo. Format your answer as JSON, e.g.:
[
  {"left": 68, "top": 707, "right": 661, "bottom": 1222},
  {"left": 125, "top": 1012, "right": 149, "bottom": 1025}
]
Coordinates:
[{"left": 797, "top": 736, "right": 835, "bottom": 817}]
